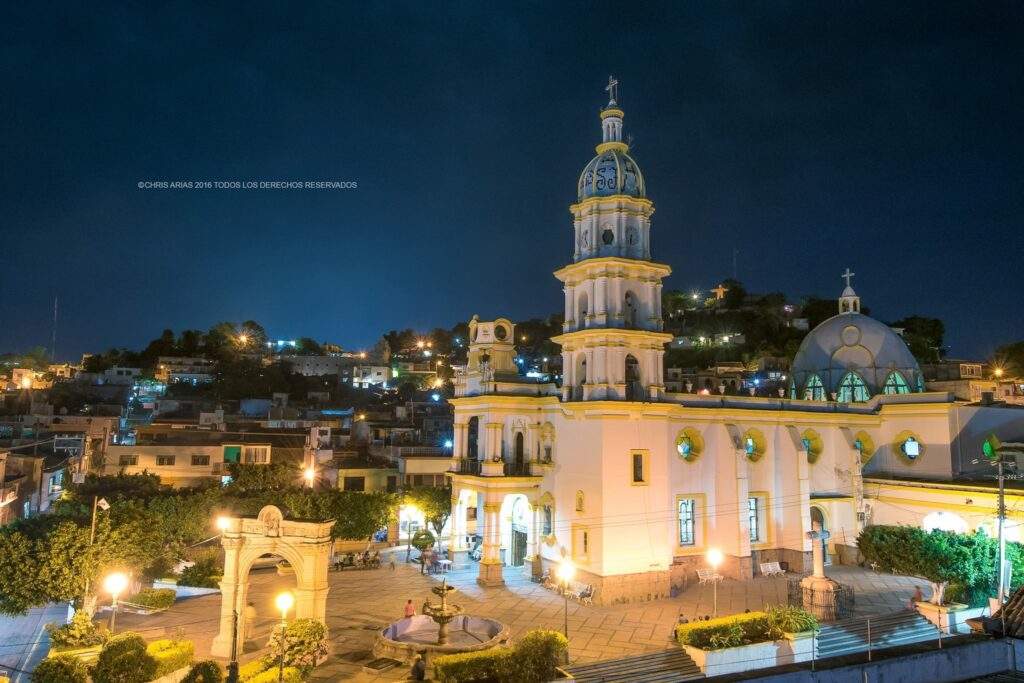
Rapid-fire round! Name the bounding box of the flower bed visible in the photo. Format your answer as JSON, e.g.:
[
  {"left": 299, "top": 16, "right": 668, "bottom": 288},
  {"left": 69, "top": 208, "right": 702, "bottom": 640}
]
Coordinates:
[
  {"left": 147, "top": 638, "right": 195, "bottom": 677},
  {"left": 676, "top": 607, "right": 817, "bottom": 677}
]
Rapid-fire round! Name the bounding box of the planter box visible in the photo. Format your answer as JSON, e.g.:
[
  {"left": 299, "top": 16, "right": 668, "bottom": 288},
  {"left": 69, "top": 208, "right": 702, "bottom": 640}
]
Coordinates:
[
  {"left": 915, "top": 601, "right": 985, "bottom": 634},
  {"left": 683, "top": 631, "right": 815, "bottom": 677},
  {"left": 47, "top": 644, "right": 103, "bottom": 662}
]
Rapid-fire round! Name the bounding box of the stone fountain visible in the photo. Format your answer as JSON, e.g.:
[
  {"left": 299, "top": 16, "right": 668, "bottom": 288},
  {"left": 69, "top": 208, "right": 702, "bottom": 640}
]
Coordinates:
[
  {"left": 421, "top": 579, "right": 461, "bottom": 645},
  {"left": 373, "top": 579, "right": 510, "bottom": 671}
]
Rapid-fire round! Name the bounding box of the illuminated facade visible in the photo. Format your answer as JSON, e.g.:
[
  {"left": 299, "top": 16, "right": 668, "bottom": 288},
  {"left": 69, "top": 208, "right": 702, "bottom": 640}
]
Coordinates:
[{"left": 446, "top": 80, "right": 1024, "bottom": 604}]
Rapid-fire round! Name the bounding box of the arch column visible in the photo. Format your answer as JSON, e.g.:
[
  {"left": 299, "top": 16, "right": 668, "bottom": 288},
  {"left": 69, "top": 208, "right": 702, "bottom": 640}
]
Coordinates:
[
  {"left": 453, "top": 422, "right": 468, "bottom": 459},
  {"left": 451, "top": 493, "right": 468, "bottom": 552},
  {"left": 211, "top": 537, "right": 245, "bottom": 659},
  {"left": 477, "top": 497, "right": 505, "bottom": 587}
]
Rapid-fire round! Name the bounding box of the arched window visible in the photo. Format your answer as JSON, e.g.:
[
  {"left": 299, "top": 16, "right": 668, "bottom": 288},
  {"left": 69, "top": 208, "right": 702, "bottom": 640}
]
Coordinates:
[
  {"left": 624, "top": 291, "right": 638, "bottom": 328},
  {"left": 837, "top": 372, "right": 869, "bottom": 402},
  {"left": 788, "top": 378, "right": 797, "bottom": 400},
  {"left": 803, "top": 374, "right": 825, "bottom": 401},
  {"left": 577, "top": 291, "right": 589, "bottom": 325},
  {"left": 916, "top": 374, "right": 926, "bottom": 392},
  {"left": 625, "top": 354, "right": 642, "bottom": 400},
  {"left": 883, "top": 371, "right": 910, "bottom": 395},
  {"left": 514, "top": 432, "right": 525, "bottom": 468},
  {"left": 467, "top": 416, "right": 479, "bottom": 459}
]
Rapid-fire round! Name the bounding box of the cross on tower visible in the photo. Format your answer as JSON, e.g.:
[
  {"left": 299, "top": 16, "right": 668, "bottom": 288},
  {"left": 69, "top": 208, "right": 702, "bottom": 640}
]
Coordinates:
[
  {"left": 605, "top": 75, "right": 619, "bottom": 105},
  {"left": 711, "top": 283, "right": 729, "bottom": 301},
  {"left": 842, "top": 268, "right": 855, "bottom": 289}
]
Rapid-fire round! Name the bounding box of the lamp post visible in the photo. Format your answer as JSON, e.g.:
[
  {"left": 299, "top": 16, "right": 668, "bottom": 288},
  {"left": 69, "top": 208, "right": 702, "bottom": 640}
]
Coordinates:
[
  {"left": 557, "top": 558, "right": 575, "bottom": 662},
  {"left": 303, "top": 466, "right": 315, "bottom": 489},
  {"left": 706, "top": 549, "right": 723, "bottom": 617},
  {"left": 403, "top": 504, "right": 419, "bottom": 563},
  {"left": 103, "top": 572, "right": 129, "bottom": 633},
  {"left": 275, "top": 592, "right": 294, "bottom": 683}
]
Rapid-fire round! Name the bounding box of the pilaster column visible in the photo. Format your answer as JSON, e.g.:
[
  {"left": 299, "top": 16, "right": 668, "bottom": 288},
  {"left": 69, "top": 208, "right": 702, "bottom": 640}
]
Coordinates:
[
  {"left": 477, "top": 499, "right": 505, "bottom": 587},
  {"left": 485, "top": 423, "right": 503, "bottom": 460},
  {"left": 453, "top": 422, "right": 468, "bottom": 459},
  {"left": 451, "top": 494, "right": 467, "bottom": 551},
  {"left": 735, "top": 449, "right": 751, "bottom": 560},
  {"left": 595, "top": 276, "right": 609, "bottom": 324}
]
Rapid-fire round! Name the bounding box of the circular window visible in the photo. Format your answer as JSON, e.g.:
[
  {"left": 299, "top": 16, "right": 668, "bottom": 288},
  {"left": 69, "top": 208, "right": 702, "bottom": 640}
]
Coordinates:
[
  {"left": 494, "top": 325, "right": 508, "bottom": 341},
  {"left": 840, "top": 325, "right": 862, "bottom": 347},
  {"left": 602, "top": 229, "right": 614, "bottom": 245},
  {"left": 892, "top": 430, "right": 924, "bottom": 463},
  {"left": 675, "top": 428, "right": 703, "bottom": 462},
  {"left": 742, "top": 428, "right": 766, "bottom": 461}
]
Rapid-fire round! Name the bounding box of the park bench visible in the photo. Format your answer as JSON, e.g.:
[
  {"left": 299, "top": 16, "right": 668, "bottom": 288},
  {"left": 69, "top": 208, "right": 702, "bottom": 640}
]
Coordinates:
[
  {"left": 759, "top": 561, "right": 785, "bottom": 577},
  {"left": 567, "top": 580, "right": 595, "bottom": 605},
  {"left": 697, "top": 568, "right": 723, "bottom": 585}
]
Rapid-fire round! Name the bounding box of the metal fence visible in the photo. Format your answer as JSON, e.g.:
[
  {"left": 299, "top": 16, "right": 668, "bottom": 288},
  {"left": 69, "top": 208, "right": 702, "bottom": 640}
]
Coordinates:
[{"left": 787, "top": 576, "right": 856, "bottom": 621}]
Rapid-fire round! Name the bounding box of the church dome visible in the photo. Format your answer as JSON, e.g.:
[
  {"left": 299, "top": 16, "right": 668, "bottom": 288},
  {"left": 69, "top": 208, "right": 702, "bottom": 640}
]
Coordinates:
[
  {"left": 790, "top": 278, "right": 924, "bottom": 401},
  {"left": 577, "top": 148, "right": 646, "bottom": 201}
]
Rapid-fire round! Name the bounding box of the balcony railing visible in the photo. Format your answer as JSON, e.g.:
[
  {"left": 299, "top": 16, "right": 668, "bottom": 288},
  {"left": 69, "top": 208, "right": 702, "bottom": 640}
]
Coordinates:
[
  {"left": 456, "top": 459, "right": 482, "bottom": 475},
  {"left": 503, "top": 461, "right": 532, "bottom": 477}
]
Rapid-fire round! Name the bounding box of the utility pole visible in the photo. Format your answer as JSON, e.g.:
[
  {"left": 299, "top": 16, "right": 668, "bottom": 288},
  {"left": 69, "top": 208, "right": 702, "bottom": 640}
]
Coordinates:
[{"left": 998, "top": 456, "right": 1007, "bottom": 604}]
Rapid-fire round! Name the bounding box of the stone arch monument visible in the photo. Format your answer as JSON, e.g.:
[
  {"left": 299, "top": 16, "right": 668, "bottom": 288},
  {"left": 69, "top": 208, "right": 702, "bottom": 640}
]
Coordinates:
[{"left": 210, "top": 506, "right": 335, "bottom": 658}]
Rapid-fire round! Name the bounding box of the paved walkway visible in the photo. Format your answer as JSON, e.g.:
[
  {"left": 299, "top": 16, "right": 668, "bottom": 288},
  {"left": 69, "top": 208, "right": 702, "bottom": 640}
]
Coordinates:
[
  {"left": 0, "top": 603, "right": 68, "bottom": 682},
  {"left": 107, "top": 552, "right": 924, "bottom": 681}
]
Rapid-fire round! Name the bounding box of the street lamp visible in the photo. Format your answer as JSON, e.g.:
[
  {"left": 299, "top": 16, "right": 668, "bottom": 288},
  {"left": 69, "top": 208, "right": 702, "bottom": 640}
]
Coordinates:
[
  {"left": 706, "top": 549, "right": 724, "bottom": 616},
  {"left": 275, "top": 592, "right": 294, "bottom": 683},
  {"left": 557, "top": 558, "right": 575, "bottom": 661},
  {"left": 216, "top": 516, "right": 231, "bottom": 533},
  {"left": 303, "top": 467, "right": 315, "bottom": 488},
  {"left": 403, "top": 504, "right": 420, "bottom": 562},
  {"left": 104, "top": 572, "right": 129, "bottom": 633}
]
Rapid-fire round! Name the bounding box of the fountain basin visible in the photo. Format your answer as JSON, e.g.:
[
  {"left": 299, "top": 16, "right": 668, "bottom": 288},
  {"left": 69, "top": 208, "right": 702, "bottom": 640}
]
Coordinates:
[{"left": 373, "top": 614, "right": 510, "bottom": 665}]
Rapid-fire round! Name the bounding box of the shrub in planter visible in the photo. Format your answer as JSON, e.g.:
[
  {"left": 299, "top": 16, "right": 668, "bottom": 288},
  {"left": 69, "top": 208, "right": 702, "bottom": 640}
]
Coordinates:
[
  {"left": 238, "top": 660, "right": 268, "bottom": 681},
  {"left": 46, "top": 610, "right": 107, "bottom": 650},
  {"left": 178, "top": 556, "right": 222, "bottom": 589},
  {"left": 434, "top": 629, "right": 567, "bottom": 683},
  {"left": 147, "top": 638, "right": 194, "bottom": 677},
  {"left": 676, "top": 612, "right": 769, "bottom": 649},
  {"left": 246, "top": 667, "right": 302, "bottom": 683},
  {"left": 764, "top": 605, "right": 818, "bottom": 638},
  {"left": 506, "top": 630, "right": 567, "bottom": 682},
  {"left": 128, "top": 588, "right": 177, "bottom": 611},
  {"left": 265, "top": 618, "right": 329, "bottom": 673},
  {"left": 91, "top": 632, "right": 158, "bottom": 683},
  {"left": 182, "top": 660, "right": 223, "bottom": 683},
  {"left": 434, "top": 648, "right": 514, "bottom": 683},
  {"left": 31, "top": 655, "right": 89, "bottom": 683}
]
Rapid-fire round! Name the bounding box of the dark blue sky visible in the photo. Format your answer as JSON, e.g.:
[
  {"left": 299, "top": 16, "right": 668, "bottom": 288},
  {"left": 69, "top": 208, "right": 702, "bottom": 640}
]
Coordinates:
[{"left": 3, "top": 2, "right": 1022, "bottom": 360}]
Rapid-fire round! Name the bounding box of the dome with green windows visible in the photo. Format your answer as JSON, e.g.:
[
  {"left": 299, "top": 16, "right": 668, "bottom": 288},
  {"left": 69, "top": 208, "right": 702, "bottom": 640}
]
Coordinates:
[{"left": 790, "top": 277, "right": 924, "bottom": 402}]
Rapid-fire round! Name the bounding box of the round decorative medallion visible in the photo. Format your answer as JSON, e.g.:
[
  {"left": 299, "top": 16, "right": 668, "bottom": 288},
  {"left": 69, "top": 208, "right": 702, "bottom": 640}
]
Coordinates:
[{"left": 840, "top": 325, "right": 862, "bottom": 347}]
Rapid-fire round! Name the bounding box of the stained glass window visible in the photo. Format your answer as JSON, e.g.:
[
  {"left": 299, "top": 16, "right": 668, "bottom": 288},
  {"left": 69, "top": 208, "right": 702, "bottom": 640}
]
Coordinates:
[
  {"left": 837, "top": 372, "right": 869, "bottom": 402},
  {"left": 883, "top": 371, "right": 910, "bottom": 395}
]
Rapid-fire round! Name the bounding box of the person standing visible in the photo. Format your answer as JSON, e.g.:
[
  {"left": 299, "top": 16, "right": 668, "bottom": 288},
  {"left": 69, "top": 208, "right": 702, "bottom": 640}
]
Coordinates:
[{"left": 404, "top": 599, "right": 416, "bottom": 619}]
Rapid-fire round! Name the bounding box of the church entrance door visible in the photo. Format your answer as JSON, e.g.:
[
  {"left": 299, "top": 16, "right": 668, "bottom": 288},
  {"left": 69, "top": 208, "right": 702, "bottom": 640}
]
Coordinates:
[{"left": 510, "top": 527, "right": 528, "bottom": 567}]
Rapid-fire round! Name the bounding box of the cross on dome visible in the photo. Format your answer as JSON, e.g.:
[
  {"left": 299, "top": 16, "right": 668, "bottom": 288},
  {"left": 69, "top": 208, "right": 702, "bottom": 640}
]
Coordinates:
[
  {"left": 838, "top": 267, "right": 861, "bottom": 314},
  {"left": 842, "top": 268, "right": 855, "bottom": 289},
  {"left": 605, "top": 75, "right": 619, "bottom": 106}
]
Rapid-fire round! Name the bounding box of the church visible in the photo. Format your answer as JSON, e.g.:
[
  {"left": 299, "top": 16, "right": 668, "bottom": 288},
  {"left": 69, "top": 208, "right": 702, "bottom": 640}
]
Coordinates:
[{"left": 446, "top": 80, "right": 1024, "bottom": 604}]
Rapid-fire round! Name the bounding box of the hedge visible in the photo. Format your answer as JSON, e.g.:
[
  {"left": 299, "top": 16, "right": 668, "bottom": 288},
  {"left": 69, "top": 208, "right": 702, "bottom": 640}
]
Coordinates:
[
  {"left": 46, "top": 610, "right": 107, "bottom": 649},
  {"left": 245, "top": 666, "right": 302, "bottom": 683},
  {"left": 129, "top": 588, "right": 177, "bottom": 611},
  {"left": 676, "top": 607, "right": 818, "bottom": 650},
  {"left": 147, "top": 638, "right": 194, "bottom": 677},
  {"left": 182, "top": 660, "right": 223, "bottom": 683},
  {"left": 434, "top": 629, "right": 567, "bottom": 683},
  {"left": 91, "top": 632, "right": 158, "bottom": 683},
  {"left": 178, "top": 557, "right": 222, "bottom": 589},
  {"left": 31, "top": 655, "right": 89, "bottom": 683},
  {"left": 238, "top": 660, "right": 269, "bottom": 681}
]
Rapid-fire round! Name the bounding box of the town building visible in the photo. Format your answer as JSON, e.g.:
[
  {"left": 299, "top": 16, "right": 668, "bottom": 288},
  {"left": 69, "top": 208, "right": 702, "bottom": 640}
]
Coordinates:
[
  {"left": 155, "top": 356, "right": 216, "bottom": 385},
  {"left": 444, "top": 82, "right": 1024, "bottom": 604}
]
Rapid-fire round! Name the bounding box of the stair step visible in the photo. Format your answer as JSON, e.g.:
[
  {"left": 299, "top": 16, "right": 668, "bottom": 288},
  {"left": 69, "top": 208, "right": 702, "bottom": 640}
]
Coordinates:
[{"left": 567, "top": 648, "right": 703, "bottom": 682}]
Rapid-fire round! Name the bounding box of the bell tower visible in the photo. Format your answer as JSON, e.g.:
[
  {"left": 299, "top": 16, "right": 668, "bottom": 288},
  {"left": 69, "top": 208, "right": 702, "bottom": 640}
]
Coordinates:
[{"left": 552, "top": 78, "right": 673, "bottom": 401}]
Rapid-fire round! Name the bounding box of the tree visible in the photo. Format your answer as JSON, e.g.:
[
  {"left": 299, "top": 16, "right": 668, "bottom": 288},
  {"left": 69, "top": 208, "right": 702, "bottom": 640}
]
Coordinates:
[
  {"left": 404, "top": 486, "right": 452, "bottom": 539},
  {"left": 720, "top": 279, "right": 747, "bottom": 309},
  {"left": 857, "top": 525, "right": 996, "bottom": 605},
  {"left": 411, "top": 529, "right": 436, "bottom": 573},
  {"left": 226, "top": 462, "right": 301, "bottom": 496},
  {"left": 279, "top": 490, "right": 397, "bottom": 541},
  {"left": 891, "top": 315, "right": 945, "bottom": 363},
  {"left": 994, "top": 341, "right": 1024, "bottom": 378},
  {"left": 0, "top": 529, "right": 43, "bottom": 614},
  {"left": 91, "top": 632, "right": 158, "bottom": 683}
]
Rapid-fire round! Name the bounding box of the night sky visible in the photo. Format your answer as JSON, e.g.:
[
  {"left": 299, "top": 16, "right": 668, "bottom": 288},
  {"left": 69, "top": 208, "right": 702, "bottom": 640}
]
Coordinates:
[{"left": 3, "top": 2, "right": 1022, "bottom": 360}]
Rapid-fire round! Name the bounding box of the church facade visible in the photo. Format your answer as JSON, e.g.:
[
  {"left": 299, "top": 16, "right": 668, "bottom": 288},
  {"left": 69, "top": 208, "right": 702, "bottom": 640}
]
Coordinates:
[{"left": 447, "top": 82, "right": 1024, "bottom": 604}]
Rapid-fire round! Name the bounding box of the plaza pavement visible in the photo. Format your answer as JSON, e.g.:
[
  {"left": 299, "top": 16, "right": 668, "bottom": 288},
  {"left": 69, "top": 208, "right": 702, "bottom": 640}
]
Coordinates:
[{"left": 106, "top": 550, "right": 924, "bottom": 681}]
